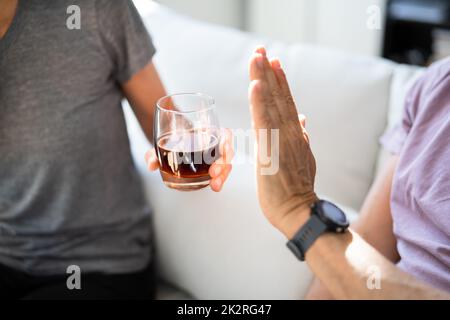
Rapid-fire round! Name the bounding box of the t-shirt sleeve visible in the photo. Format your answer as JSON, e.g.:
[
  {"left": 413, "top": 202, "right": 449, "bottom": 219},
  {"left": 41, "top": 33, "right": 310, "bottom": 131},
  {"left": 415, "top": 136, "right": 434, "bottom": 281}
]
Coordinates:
[
  {"left": 95, "top": 0, "right": 156, "bottom": 84},
  {"left": 380, "top": 75, "right": 424, "bottom": 155}
]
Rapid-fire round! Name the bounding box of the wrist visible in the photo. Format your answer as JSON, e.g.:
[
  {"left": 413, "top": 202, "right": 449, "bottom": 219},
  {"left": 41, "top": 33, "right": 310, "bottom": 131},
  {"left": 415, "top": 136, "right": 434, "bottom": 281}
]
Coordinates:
[
  {"left": 285, "top": 199, "right": 351, "bottom": 262},
  {"left": 278, "top": 204, "right": 312, "bottom": 239}
]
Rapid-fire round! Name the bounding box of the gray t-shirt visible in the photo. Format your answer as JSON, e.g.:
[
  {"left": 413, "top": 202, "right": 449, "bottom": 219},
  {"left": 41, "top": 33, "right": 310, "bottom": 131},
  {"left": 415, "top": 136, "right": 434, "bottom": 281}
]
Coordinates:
[{"left": 0, "top": 0, "right": 155, "bottom": 275}]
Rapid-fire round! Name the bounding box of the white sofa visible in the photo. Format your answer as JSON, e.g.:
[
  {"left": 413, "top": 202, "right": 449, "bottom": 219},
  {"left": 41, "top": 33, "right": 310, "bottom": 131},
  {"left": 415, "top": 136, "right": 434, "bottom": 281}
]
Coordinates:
[{"left": 123, "top": 1, "right": 424, "bottom": 299}]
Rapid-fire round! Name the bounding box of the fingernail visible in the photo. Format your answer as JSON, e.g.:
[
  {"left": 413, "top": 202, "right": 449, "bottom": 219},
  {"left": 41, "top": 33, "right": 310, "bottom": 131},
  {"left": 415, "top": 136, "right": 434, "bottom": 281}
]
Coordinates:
[
  {"left": 255, "top": 46, "right": 267, "bottom": 56},
  {"left": 214, "top": 166, "right": 222, "bottom": 176}
]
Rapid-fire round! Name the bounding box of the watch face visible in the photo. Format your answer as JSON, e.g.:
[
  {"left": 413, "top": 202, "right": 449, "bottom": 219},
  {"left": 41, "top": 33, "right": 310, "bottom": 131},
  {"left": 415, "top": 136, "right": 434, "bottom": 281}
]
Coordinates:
[{"left": 320, "top": 201, "right": 348, "bottom": 226}]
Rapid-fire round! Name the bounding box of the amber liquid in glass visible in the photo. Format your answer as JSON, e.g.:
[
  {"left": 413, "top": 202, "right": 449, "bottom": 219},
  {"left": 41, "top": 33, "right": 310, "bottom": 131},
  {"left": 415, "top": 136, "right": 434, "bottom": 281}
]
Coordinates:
[{"left": 156, "top": 129, "right": 220, "bottom": 190}]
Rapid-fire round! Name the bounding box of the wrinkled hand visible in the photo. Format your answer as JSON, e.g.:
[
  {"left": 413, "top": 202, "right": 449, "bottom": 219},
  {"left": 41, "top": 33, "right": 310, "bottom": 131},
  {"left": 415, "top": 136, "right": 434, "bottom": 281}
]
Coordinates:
[
  {"left": 145, "top": 129, "right": 234, "bottom": 192},
  {"left": 248, "top": 47, "right": 319, "bottom": 238}
]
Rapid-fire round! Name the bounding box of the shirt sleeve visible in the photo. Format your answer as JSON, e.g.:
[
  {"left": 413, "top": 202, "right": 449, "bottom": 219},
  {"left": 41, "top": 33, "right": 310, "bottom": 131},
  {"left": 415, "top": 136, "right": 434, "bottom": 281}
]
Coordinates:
[
  {"left": 380, "top": 74, "right": 424, "bottom": 155},
  {"left": 95, "top": 0, "right": 156, "bottom": 84}
]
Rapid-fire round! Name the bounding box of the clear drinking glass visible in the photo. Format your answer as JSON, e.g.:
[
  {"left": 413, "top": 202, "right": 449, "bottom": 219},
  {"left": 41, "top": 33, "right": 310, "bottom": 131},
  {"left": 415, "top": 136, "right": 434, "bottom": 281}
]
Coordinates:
[{"left": 154, "top": 93, "right": 221, "bottom": 191}]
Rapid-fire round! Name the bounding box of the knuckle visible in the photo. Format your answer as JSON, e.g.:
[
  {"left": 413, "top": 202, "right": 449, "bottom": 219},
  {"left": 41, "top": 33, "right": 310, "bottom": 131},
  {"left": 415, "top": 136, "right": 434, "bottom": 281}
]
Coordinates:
[
  {"left": 271, "top": 89, "right": 280, "bottom": 97},
  {"left": 285, "top": 94, "right": 295, "bottom": 105},
  {"left": 260, "top": 113, "right": 274, "bottom": 128}
]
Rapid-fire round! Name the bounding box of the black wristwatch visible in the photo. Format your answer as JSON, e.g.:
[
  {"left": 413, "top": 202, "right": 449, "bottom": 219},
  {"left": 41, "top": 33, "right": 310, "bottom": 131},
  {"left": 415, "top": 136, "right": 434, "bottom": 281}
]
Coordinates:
[{"left": 286, "top": 200, "right": 349, "bottom": 261}]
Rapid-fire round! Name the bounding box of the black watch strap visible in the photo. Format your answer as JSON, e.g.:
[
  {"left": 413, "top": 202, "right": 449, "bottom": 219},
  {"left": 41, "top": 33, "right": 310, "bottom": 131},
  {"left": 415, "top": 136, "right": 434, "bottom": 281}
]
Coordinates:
[{"left": 286, "top": 214, "right": 328, "bottom": 261}]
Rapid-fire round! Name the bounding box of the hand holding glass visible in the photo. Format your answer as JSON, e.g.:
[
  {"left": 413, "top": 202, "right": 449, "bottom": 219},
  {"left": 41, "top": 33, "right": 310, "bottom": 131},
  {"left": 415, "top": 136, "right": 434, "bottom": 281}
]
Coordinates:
[{"left": 153, "top": 93, "right": 222, "bottom": 191}]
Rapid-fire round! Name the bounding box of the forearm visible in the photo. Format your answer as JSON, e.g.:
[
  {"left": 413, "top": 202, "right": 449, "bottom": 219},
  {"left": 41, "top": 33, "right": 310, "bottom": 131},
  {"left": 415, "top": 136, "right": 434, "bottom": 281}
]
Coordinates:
[
  {"left": 305, "top": 156, "right": 401, "bottom": 300},
  {"left": 301, "top": 224, "right": 450, "bottom": 299},
  {"left": 122, "top": 62, "right": 167, "bottom": 144},
  {"left": 128, "top": 99, "right": 155, "bottom": 143},
  {"left": 305, "top": 278, "right": 334, "bottom": 300},
  {"left": 305, "top": 215, "right": 398, "bottom": 300}
]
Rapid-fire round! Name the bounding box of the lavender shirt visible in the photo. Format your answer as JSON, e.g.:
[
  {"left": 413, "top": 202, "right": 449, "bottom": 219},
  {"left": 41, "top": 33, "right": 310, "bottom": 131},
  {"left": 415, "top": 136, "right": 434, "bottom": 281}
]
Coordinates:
[{"left": 381, "top": 57, "right": 450, "bottom": 293}]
